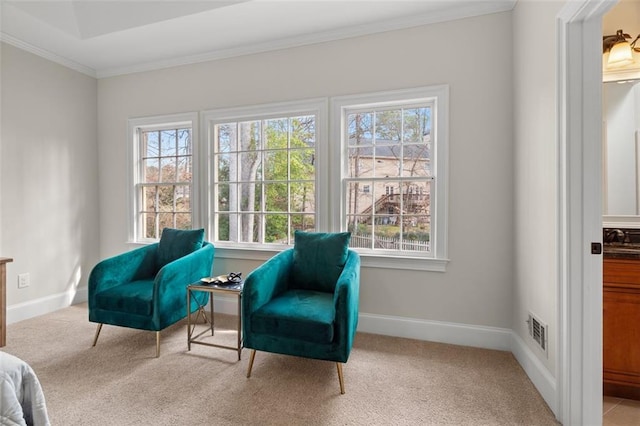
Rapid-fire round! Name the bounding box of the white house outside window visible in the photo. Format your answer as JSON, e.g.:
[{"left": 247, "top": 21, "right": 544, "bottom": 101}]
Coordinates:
[{"left": 331, "top": 86, "right": 449, "bottom": 269}]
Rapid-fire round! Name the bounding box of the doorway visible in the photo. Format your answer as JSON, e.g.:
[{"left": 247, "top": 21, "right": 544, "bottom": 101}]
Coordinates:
[{"left": 557, "top": 0, "right": 616, "bottom": 424}]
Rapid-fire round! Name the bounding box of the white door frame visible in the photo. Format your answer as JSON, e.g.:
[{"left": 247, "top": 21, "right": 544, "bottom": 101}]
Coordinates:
[{"left": 557, "top": 0, "right": 616, "bottom": 424}]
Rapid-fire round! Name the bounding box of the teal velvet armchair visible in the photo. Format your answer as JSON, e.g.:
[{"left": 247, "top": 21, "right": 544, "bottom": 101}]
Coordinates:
[
  {"left": 88, "top": 228, "right": 214, "bottom": 357},
  {"left": 243, "top": 231, "right": 360, "bottom": 394}
]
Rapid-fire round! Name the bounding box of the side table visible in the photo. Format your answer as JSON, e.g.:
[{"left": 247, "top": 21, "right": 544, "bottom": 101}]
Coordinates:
[{"left": 186, "top": 279, "right": 243, "bottom": 360}]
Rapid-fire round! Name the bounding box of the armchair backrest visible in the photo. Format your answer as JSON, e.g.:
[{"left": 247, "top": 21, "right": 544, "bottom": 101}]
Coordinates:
[
  {"left": 290, "top": 231, "right": 351, "bottom": 293},
  {"left": 156, "top": 228, "right": 205, "bottom": 270}
]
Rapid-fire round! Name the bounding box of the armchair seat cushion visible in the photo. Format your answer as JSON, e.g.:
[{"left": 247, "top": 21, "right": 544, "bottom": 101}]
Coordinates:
[
  {"left": 250, "top": 289, "right": 335, "bottom": 344},
  {"left": 94, "top": 279, "right": 155, "bottom": 316}
]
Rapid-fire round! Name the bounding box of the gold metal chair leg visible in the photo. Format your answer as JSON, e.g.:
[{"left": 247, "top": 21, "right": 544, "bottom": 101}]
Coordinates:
[
  {"left": 92, "top": 323, "right": 103, "bottom": 347},
  {"left": 247, "top": 349, "right": 256, "bottom": 378},
  {"left": 156, "top": 332, "right": 160, "bottom": 358},
  {"left": 336, "top": 362, "right": 345, "bottom": 394}
]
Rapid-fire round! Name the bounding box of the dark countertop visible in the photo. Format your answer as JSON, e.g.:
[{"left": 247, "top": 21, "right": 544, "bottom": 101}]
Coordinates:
[
  {"left": 604, "top": 244, "right": 640, "bottom": 259},
  {"left": 603, "top": 228, "right": 640, "bottom": 259}
]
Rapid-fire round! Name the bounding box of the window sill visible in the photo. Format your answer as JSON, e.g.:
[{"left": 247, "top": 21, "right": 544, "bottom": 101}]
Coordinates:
[{"left": 213, "top": 246, "right": 449, "bottom": 272}]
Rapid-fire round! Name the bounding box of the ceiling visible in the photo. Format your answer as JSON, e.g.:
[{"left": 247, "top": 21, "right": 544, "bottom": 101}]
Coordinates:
[{"left": 0, "top": 0, "right": 515, "bottom": 78}]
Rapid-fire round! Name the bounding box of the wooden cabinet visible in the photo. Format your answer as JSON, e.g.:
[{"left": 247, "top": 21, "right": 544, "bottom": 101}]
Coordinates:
[{"left": 604, "top": 257, "right": 640, "bottom": 400}]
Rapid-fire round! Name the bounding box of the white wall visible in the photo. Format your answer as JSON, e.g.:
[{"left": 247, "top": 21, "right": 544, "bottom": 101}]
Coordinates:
[
  {"left": 98, "top": 12, "right": 515, "bottom": 330},
  {"left": 512, "top": 0, "right": 566, "bottom": 379},
  {"left": 0, "top": 42, "right": 99, "bottom": 321}
]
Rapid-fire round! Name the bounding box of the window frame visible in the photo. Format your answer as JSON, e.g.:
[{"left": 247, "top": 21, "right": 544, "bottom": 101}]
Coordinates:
[
  {"left": 201, "top": 98, "right": 329, "bottom": 251},
  {"left": 330, "top": 86, "right": 449, "bottom": 271},
  {"left": 127, "top": 112, "right": 199, "bottom": 243}
]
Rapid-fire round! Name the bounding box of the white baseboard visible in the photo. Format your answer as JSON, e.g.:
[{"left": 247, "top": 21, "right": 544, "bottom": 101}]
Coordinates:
[
  {"left": 357, "top": 312, "right": 513, "bottom": 351},
  {"left": 7, "top": 286, "right": 88, "bottom": 324},
  {"left": 7, "top": 292, "right": 557, "bottom": 417},
  {"left": 510, "top": 331, "right": 558, "bottom": 415}
]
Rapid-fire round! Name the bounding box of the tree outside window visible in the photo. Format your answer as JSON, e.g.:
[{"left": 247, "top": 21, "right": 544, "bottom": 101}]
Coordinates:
[
  {"left": 213, "top": 115, "right": 316, "bottom": 244},
  {"left": 139, "top": 126, "right": 193, "bottom": 239}
]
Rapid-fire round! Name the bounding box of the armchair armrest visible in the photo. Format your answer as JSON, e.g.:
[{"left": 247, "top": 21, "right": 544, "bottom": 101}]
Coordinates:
[
  {"left": 243, "top": 249, "right": 293, "bottom": 319},
  {"left": 153, "top": 242, "right": 215, "bottom": 310},
  {"left": 88, "top": 244, "right": 158, "bottom": 307},
  {"left": 333, "top": 250, "right": 361, "bottom": 359}
]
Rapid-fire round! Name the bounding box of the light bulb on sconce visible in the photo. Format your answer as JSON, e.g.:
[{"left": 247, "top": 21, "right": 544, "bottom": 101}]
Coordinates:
[{"left": 603, "top": 29, "right": 640, "bottom": 68}]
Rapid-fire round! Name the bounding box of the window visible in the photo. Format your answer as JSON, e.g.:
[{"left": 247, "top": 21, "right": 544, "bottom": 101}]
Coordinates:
[
  {"left": 331, "top": 86, "right": 448, "bottom": 267},
  {"left": 128, "top": 89, "right": 447, "bottom": 270},
  {"left": 203, "top": 100, "right": 327, "bottom": 247},
  {"left": 128, "top": 113, "right": 198, "bottom": 242}
]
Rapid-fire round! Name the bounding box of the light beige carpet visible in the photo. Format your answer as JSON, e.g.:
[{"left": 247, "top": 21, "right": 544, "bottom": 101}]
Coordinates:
[{"left": 3, "top": 304, "right": 558, "bottom": 425}]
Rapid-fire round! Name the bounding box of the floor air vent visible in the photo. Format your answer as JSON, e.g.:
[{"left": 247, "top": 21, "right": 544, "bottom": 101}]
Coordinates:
[{"left": 527, "top": 312, "right": 548, "bottom": 356}]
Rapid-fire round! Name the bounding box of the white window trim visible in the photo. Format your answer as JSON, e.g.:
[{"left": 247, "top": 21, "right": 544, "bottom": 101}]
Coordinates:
[
  {"left": 127, "top": 112, "right": 200, "bottom": 243},
  {"left": 330, "top": 85, "right": 449, "bottom": 271},
  {"left": 200, "top": 98, "right": 329, "bottom": 250}
]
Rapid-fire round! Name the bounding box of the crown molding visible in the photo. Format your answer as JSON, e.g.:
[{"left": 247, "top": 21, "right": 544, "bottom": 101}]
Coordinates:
[
  {"left": 98, "top": 0, "right": 517, "bottom": 78},
  {"left": 0, "top": 32, "right": 97, "bottom": 78},
  {"left": 2, "top": 1, "right": 516, "bottom": 79}
]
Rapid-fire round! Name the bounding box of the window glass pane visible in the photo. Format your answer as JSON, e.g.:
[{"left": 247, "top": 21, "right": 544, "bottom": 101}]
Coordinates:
[
  {"left": 216, "top": 153, "right": 233, "bottom": 182},
  {"left": 157, "top": 185, "right": 175, "bottom": 212},
  {"left": 403, "top": 145, "right": 430, "bottom": 177},
  {"left": 265, "top": 183, "right": 287, "bottom": 212},
  {"left": 403, "top": 107, "right": 431, "bottom": 143},
  {"left": 143, "top": 131, "right": 159, "bottom": 157},
  {"left": 143, "top": 213, "right": 156, "bottom": 239},
  {"left": 160, "top": 157, "right": 177, "bottom": 182},
  {"left": 374, "top": 146, "right": 401, "bottom": 178},
  {"left": 217, "top": 214, "right": 230, "bottom": 241},
  {"left": 347, "top": 215, "right": 373, "bottom": 248},
  {"left": 348, "top": 112, "right": 373, "bottom": 145},
  {"left": 265, "top": 214, "right": 288, "bottom": 243},
  {"left": 239, "top": 213, "right": 259, "bottom": 243},
  {"left": 375, "top": 110, "right": 402, "bottom": 143},
  {"left": 217, "top": 123, "right": 237, "bottom": 152},
  {"left": 143, "top": 159, "right": 159, "bottom": 183},
  {"left": 239, "top": 182, "right": 260, "bottom": 212},
  {"left": 290, "top": 182, "right": 314, "bottom": 213},
  {"left": 346, "top": 181, "right": 373, "bottom": 216},
  {"left": 290, "top": 148, "right": 315, "bottom": 180},
  {"left": 291, "top": 116, "right": 315, "bottom": 148},
  {"left": 158, "top": 212, "right": 174, "bottom": 230},
  {"left": 348, "top": 147, "right": 372, "bottom": 178},
  {"left": 238, "top": 121, "right": 261, "bottom": 151},
  {"left": 403, "top": 181, "right": 430, "bottom": 215},
  {"left": 265, "top": 118, "right": 288, "bottom": 150},
  {"left": 216, "top": 184, "right": 230, "bottom": 212},
  {"left": 291, "top": 214, "right": 315, "bottom": 235},
  {"left": 175, "top": 185, "right": 190, "bottom": 212},
  {"left": 177, "top": 129, "right": 191, "bottom": 155},
  {"left": 239, "top": 151, "right": 261, "bottom": 182},
  {"left": 142, "top": 186, "right": 157, "bottom": 210},
  {"left": 264, "top": 150, "right": 287, "bottom": 181},
  {"left": 174, "top": 213, "right": 191, "bottom": 230},
  {"left": 160, "top": 130, "right": 177, "bottom": 156},
  {"left": 177, "top": 156, "right": 191, "bottom": 181}
]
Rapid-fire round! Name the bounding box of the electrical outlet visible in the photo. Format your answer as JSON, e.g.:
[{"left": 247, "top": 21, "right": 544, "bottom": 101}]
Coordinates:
[{"left": 18, "top": 273, "right": 30, "bottom": 289}]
